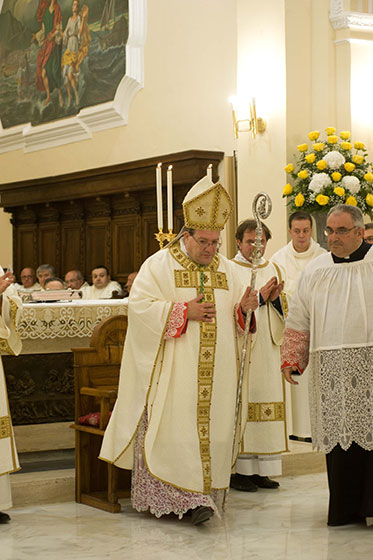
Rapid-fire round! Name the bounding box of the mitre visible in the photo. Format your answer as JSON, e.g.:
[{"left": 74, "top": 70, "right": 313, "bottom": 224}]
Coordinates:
[{"left": 182, "top": 175, "right": 233, "bottom": 231}]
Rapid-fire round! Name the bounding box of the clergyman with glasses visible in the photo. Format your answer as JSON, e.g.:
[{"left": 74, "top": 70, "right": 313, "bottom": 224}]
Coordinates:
[
  {"left": 100, "top": 175, "right": 259, "bottom": 526},
  {"left": 281, "top": 204, "right": 373, "bottom": 528}
]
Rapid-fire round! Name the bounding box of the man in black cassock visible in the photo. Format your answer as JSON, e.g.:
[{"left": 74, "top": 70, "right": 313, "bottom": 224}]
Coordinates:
[{"left": 281, "top": 204, "right": 373, "bottom": 527}]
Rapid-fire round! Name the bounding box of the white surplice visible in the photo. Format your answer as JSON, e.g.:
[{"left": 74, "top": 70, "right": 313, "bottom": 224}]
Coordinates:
[{"left": 282, "top": 250, "right": 373, "bottom": 453}]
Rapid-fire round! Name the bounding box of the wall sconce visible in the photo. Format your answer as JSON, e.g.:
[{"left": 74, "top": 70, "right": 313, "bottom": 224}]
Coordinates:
[{"left": 229, "top": 96, "right": 266, "bottom": 139}]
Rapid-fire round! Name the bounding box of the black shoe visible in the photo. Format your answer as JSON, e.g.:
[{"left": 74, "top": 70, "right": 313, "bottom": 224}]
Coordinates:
[
  {"left": 248, "top": 475, "right": 280, "bottom": 489},
  {"left": 191, "top": 506, "right": 214, "bottom": 526},
  {"left": 0, "top": 512, "right": 10, "bottom": 524},
  {"left": 230, "top": 474, "right": 258, "bottom": 492}
]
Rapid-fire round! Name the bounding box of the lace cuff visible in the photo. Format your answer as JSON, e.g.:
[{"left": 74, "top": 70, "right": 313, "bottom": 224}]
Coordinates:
[
  {"left": 164, "top": 302, "right": 188, "bottom": 339},
  {"left": 280, "top": 327, "right": 310, "bottom": 373}
]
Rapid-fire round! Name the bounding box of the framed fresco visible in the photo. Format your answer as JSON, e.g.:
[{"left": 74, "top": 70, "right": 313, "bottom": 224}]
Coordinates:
[{"left": 0, "top": 0, "right": 145, "bottom": 152}]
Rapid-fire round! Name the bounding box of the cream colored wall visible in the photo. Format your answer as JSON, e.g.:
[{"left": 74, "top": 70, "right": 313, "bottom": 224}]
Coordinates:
[
  {"left": 0, "top": 0, "right": 238, "bottom": 265},
  {"left": 235, "top": 0, "right": 288, "bottom": 258}
]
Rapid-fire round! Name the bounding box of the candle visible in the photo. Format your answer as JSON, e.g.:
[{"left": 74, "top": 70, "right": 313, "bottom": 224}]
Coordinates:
[
  {"left": 156, "top": 163, "right": 163, "bottom": 230},
  {"left": 207, "top": 164, "right": 213, "bottom": 181},
  {"left": 167, "top": 165, "right": 173, "bottom": 231}
]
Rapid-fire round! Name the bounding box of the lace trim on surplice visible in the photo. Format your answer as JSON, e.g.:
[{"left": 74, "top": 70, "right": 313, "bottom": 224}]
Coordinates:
[{"left": 309, "top": 347, "right": 373, "bottom": 454}]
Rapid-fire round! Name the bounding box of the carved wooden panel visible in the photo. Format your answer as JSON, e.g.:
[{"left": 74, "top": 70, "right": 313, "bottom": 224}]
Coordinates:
[{"left": 0, "top": 150, "right": 225, "bottom": 282}]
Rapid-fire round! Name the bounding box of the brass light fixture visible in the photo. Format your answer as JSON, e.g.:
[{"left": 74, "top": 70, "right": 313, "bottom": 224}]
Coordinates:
[{"left": 230, "top": 96, "right": 266, "bottom": 139}]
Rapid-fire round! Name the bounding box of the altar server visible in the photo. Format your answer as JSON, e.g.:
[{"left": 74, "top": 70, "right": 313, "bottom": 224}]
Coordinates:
[
  {"left": 0, "top": 269, "right": 22, "bottom": 523},
  {"left": 230, "top": 220, "right": 287, "bottom": 492},
  {"left": 100, "top": 176, "right": 258, "bottom": 526},
  {"left": 281, "top": 205, "right": 373, "bottom": 527},
  {"left": 271, "top": 211, "right": 326, "bottom": 439}
]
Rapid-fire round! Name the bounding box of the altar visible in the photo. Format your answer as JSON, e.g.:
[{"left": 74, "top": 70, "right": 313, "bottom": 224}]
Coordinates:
[{"left": 3, "top": 300, "right": 128, "bottom": 426}]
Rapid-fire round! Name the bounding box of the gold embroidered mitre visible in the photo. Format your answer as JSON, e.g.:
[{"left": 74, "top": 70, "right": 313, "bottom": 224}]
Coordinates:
[{"left": 182, "top": 175, "right": 233, "bottom": 231}]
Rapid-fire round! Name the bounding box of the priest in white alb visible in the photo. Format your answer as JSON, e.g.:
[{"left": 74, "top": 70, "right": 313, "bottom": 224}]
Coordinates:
[
  {"left": 281, "top": 205, "right": 373, "bottom": 527},
  {"left": 271, "top": 211, "right": 326, "bottom": 440},
  {"left": 0, "top": 269, "right": 23, "bottom": 524},
  {"left": 230, "top": 219, "right": 287, "bottom": 492},
  {"left": 100, "top": 176, "right": 258, "bottom": 526}
]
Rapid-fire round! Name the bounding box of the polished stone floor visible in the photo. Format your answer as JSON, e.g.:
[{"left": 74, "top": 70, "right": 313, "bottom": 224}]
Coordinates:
[{"left": 2, "top": 472, "right": 372, "bottom": 560}]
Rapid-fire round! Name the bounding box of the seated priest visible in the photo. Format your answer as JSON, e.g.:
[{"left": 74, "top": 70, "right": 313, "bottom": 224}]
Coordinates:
[
  {"left": 17, "top": 267, "right": 41, "bottom": 293},
  {"left": 99, "top": 176, "right": 259, "bottom": 526},
  {"left": 122, "top": 271, "right": 138, "bottom": 303},
  {"left": 36, "top": 264, "right": 55, "bottom": 289},
  {"left": 83, "top": 266, "right": 123, "bottom": 299},
  {"left": 64, "top": 270, "right": 89, "bottom": 291},
  {"left": 44, "top": 277, "right": 65, "bottom": 290},
  {"left": 0, "top": 268, "right": 22, "bottom": 524}
]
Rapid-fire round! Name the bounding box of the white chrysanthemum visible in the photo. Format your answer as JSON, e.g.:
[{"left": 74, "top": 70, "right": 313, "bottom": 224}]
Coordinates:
[
  {"left": 324, "top": 151, "right": 345, "bottom": 169},
  {"left": 342, "top": 175, "right": 360, "bottom": 194},
  {"left": 309, "top": 173, "right": 332, "bottom": 193}
]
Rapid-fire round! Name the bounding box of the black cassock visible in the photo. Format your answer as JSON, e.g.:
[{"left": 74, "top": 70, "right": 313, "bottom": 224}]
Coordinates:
[{"left": 326, "top": 240, "right": 373, "bottom": 526}]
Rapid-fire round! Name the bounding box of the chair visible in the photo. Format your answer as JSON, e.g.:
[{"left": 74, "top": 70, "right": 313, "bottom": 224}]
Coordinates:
[{"left": 71, "top": 315, "right": 131, "bottom": 513}]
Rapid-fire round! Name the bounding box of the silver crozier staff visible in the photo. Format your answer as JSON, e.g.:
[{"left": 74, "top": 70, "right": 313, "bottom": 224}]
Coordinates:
[{"left": 231, "top": 191, "right": 272, "bottom": 464}]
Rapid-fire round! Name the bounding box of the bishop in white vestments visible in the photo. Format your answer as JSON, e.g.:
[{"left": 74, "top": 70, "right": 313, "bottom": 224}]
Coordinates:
[
  {"left": 281, "top": 205, "right": 373, "bottom": 527},
  {"left": 0, "top": 269, "right": 22, "bottom": 524},
  {"left": 100, "top": 177, "right": 258, "bottom": 526},
  {"left": 230, "top": 220, "right": 287, "bottom": 492}
]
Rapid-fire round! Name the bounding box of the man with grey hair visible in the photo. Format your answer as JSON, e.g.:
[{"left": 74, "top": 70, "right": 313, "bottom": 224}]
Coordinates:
[
  {"left": 36, "top": 264, "right": 55, "bottom": 289},
  {"left": 281, "top": 204, "right": 373, "bottom": 527},
  {"left": 64, "top": 270, "right": 89, "bottom": 291}
]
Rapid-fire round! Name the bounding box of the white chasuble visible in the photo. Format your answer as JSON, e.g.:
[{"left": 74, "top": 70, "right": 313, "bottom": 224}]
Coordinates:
[
  {"left": 0, "top": 277, "right": 22, "bottom": 493},
  {"left": 100, "top": 242, "right": 247, "bottom": 493},
  {"left": 231, "top": 255, "right": 287, "bottom": 456},
  {"left": 284, "top": 250, "right": 373, "bottom": 453}
]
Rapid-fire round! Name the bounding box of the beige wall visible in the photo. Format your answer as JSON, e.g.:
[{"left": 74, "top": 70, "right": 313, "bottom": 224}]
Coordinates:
[
  {"left": 235, "top": 0, "right": 288, "bottom": 258},
  {"left": 0, "top": 0, "right": 238, "bottom": 266}
]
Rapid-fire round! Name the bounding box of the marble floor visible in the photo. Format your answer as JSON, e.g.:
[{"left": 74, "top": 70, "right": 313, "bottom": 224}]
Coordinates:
[{"left": 2, "top": 472, "right": 372, "bottom": 560}]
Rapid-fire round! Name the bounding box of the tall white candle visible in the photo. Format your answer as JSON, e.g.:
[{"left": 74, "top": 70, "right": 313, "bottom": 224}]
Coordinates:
[
  {"left": 207, "top": 164, "right": 213, "bottom": 181},
  {"left": 156, "top": 163, "right": 163, "bottom": 230},
  {"left": 167, "top": 165, "right": 173, "bottom": 231}
]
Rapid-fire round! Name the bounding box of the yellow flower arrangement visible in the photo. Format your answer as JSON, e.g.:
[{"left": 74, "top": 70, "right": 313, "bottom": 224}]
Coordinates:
[
  {"left": 308, "top": 131, "right": 320, "bottom": 141},
  {"left": 315, "top": 194, "right": 329, "bottom": 206},
  {"left": 346, "top": 196, "right": 357, "bottom": 206},
  {"left": 341, "top": 142, "right": 352, "bottom": 151},
  {"left": 313, "top": 143, "right": 325, "bottom": 152},
  {"left": 316, "top": 160, "right": 327, "bottom": 170},
  {"left": 297, "top": 144, "right": 308, "bottom": 152},
  {"left": 283, "top": 126, "right": 373, "bottom": 218},
  {"left": 340, "top": 131, "right": 351, "bottom": 140},
  {"left": 334, "top": 187, "right": 345, "bottom": 197}
]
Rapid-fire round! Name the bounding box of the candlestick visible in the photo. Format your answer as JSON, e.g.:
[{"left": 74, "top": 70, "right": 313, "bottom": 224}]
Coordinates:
[
  {"left": 207, "top": 164, "right": 213, "bottom": 181},
  {"left": 167, "top": 165, "right": 173, "bottom": 231},
  {"left": 156, "top": 162, "right": 163, "bottom": 230}
]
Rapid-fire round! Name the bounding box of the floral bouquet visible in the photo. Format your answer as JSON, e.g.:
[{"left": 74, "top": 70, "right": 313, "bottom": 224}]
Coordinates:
[{"left": 283, "top": 127, "right": 373, "bottom": 219}]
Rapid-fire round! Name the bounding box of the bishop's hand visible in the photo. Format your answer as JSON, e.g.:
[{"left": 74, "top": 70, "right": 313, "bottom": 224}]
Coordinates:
[
  {"left": 282, "top": 366, "right": 299, "bottom": 385},
  {"left": 187, "top": 294, "right": 216, "bottom": 322},
  {"left": 0, "top": 271, "right": 13, "bottom": 295}
]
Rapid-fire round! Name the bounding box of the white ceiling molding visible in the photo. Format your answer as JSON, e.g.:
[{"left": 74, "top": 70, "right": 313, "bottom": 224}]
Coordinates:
[
  {"left": 0, "top": 0, "right": 146, "bottom": 154},
  {"left": 330, "top": 0, "right": 373, "bottom": 30}
]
